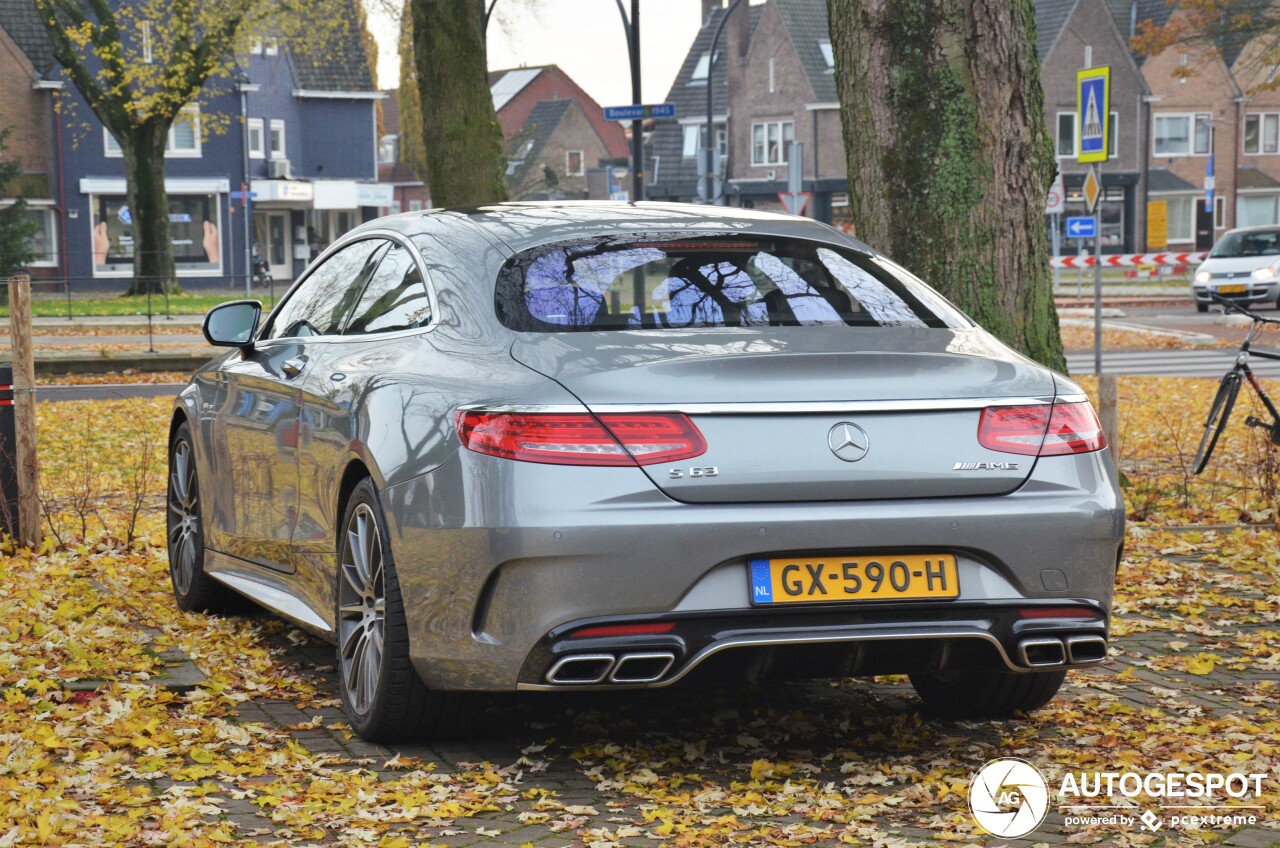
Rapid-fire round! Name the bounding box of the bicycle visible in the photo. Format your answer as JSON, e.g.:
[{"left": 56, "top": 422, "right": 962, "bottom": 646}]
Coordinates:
[{"left": 1193, "top": 292, "right": 1280, "bottom": 474}]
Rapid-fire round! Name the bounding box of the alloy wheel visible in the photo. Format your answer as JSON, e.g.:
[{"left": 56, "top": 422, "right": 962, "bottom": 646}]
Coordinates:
[
  {"left": 338, "top": 503, "right": 386, "bottom": 716},
  {"left": 167, "top": 440, "right": 200, "bottom": 595}
]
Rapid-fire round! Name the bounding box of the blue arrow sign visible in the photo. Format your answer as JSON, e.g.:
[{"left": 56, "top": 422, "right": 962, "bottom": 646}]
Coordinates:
[
  {"left": 1067, "top": 216, "right": 1097, "bottom": 238},
  {"left": 604, "top": 102, "right": 676, "bottom": 121}
]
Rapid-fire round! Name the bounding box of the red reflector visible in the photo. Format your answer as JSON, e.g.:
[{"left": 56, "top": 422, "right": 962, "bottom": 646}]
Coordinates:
[
  {"left": 977, "top": 402, "right": 1105, "bottom": 457},
  {"left": 1019, "top": 607, "right": 1099, "bottom": 619},
  {"left": 454, "top": 411, "right": 706, "bottom": 466},
  {"left": 570, "top": 622, "right": 676, "bottom": 639}
]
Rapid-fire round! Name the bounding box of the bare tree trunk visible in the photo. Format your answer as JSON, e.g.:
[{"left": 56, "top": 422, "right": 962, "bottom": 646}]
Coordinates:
[
  {"left": 411, "top": 0, "right": 507, "bottom": 207},
  {"left": 121, "top": 121, "right": 175, "bottom": 295},
  {"left": 827, "top": 0, "right": 1064, "bottom": 370}
]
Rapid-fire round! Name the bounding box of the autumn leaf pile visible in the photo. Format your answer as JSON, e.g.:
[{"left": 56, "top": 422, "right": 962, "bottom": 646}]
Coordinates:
[{"left": 0, "top": 385, "right": 1276, "bottom": 846}]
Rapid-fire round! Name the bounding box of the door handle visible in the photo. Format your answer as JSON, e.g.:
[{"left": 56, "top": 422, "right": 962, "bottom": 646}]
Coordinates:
[{"left": 281, "top": 356, "right": 308, "bottom": 378}]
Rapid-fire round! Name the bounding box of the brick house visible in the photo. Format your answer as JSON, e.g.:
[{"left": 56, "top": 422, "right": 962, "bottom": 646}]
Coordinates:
[
  {"left": 1036, "top": 0, "right": 1153, "bottom": 254},
  {"left": 649, "top": 0, "right": 846, "bottom": 224},
  {"left": 1226, "top": 35, "right": 1280, "bottom": 232},
  {"left": 0, "top": 0, "right": 63, "bottom": 278},
  {"left": 0, "top": 0, "right": 387, "bottom": 289},
  {"left": 504, "top": 98, "right": 618, "bottom": 200},
  {"left": 376, "top": 91, "right": 430, "bottom": 215}
]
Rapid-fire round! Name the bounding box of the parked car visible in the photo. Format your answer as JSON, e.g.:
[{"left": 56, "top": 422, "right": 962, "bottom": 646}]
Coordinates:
[
  {"left": 1191, "top": 225, "right": 1280, "bottom": 312},
  {"left": 170, "top": 202, "right": 1125, "bottom": 741}
]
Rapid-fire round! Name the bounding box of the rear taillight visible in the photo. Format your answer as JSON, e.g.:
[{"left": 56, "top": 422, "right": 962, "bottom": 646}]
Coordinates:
[
  {"left": 977, "top": 402, "right": 1105, "bottom": 457},
  {"left": 454, "top": 411, "right": 706, "bottom": 466}
]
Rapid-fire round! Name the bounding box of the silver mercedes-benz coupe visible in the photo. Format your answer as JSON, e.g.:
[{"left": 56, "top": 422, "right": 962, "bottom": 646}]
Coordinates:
[{"left": 170, "top": 202, "right": 1124, "bottom": 741}]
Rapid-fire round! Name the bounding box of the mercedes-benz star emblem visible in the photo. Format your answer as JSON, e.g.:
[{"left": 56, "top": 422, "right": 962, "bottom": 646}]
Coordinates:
[{"left": 828, "top": 422, "right": 870, "bottom": 462}]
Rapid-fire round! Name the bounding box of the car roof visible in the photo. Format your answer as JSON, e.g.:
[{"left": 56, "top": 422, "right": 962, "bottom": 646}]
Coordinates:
[{"left": 355, "top": 201, "right": 872, "bottom": 255}]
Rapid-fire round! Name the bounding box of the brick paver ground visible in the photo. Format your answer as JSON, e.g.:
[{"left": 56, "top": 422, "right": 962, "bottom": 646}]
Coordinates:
[{"left": 181, "top": 535, "right": 1280, "bottom": 847}]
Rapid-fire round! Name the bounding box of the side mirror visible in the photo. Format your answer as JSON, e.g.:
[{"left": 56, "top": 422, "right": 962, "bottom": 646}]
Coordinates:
[{"left": 203, "top": 300, "right": 262, "bottom": 348}]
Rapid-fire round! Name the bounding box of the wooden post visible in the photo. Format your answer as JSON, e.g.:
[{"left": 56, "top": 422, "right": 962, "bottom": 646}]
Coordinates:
[
  {"left": 1099, "top": 373, "right": 1119, "bottom": 465},
  {"left": 7, "top": 274, "right": 39, "bottom": 545}
]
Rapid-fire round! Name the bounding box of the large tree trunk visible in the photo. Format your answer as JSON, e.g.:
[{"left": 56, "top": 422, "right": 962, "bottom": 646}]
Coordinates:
[
  {"left": 827, "top": 0, "right": 1064, "bottom": 370},
  {"left": 411, "top": 0, "right": 507, "bottom": 207},
  {"left": 121, "top": 120, "right": 175, "bottom": 295}
]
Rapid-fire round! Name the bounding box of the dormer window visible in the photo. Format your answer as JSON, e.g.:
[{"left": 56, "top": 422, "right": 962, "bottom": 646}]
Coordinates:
[{"left": 689, "top": 52, "right": 711, "bottom": 85}]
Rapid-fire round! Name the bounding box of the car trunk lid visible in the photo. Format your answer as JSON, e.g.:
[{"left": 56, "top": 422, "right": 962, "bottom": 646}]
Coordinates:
[{"left": 509, "top": 329, "right": 1058, "bottom": 503}]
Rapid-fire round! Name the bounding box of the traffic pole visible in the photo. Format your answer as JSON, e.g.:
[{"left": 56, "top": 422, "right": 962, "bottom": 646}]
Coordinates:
[
  {"left": 6, "top": 274, "right": 39, "bottom": 545},
  {"left": 1093, "top": 168, "right": 1103, "bottom": 377}
]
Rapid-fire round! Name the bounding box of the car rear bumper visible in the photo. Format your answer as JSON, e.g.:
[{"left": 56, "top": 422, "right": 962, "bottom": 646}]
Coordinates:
[{"left": 381, "top": 449, "right": 1124, "bottom": 691}]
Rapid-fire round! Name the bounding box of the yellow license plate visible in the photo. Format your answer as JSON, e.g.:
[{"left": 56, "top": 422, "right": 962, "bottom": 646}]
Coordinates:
[
  {"left": 749, "top": 554, "right": 959, "bottom": 605},
  {"left": 1217, "top": 284, "right": 1247, "bottom": 294}
]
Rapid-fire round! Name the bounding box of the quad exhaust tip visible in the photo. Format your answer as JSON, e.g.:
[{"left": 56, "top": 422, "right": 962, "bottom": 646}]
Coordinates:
[
  {"left": 1018, "top": 638, "right": 1067, "bottom": 668},
  {"left": 609, "top": 652, "right": 675, "bottom": 684},
  {"left": 1017, "top": 635, "right": 1109, "bottom": 668},
  {"left": 546, "top": 654, "right": 614, "bottom": 684},
  {"left": 545, "top": 652, "right": 677, "bottom": 685},
  {"left": 1066, "top": 635, "right": 1108, "bottom": 665}
]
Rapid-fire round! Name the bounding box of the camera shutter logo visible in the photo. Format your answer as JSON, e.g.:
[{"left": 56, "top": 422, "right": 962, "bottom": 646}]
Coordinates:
[{"left": 969, "top": 758, "right": 1050, "bottom": 838}]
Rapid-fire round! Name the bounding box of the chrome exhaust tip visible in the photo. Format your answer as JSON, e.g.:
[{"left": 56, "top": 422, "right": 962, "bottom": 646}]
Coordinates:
[
  {"left": 545, "top": 654, "right": 615, "bottom": 684},
  {"left": 1065, "top": 635, "right": 1108, "bottom": 665},
  {"left": 1018, "top": 638, "right": 1066, "bottom": 668},
  {"left": 609, "top": 652, "right": 675, "bottom": 684}
]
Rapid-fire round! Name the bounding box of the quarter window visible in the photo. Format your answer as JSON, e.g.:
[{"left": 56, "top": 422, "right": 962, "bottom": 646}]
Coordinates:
[
  {"left": 247, "top": 118, "right": 265, "bottom": 159},
  {"left": 344, "top": 244, "right": 431, "bottom": 335},
  {"left": 267, "top": 239, "right": 389, "bottom": 339}
]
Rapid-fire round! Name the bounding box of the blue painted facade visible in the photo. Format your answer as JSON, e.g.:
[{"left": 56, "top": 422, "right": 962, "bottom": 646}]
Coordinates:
[{"left": 1, "top": 9, "right": 384, "bottom": 292}]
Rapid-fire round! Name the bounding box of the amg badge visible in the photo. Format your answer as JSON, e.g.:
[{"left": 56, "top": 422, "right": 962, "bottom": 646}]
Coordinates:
[{"left": 954, "top": 461, "right": 1020, "bottom": 471}]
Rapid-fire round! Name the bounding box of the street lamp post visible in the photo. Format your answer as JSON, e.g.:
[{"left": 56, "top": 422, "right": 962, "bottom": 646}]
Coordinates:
[
  {"left": 614, "top": 0, "right": 644, "bottom": 202},
  {"left": 704, "top": 0, "right": 743, "bottom": 205}
]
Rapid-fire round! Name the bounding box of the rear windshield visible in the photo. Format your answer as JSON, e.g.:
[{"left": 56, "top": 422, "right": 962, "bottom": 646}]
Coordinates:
[
  {"left": 494, "top": 235, "right": 970, "bottom": 332},
  {"left": 1211, "top": 229, "right": 1280, "bottom": 258}
]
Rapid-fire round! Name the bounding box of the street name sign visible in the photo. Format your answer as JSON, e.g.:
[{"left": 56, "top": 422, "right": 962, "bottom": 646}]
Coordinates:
[
  {"left": 603, "top": 103, "right": 677, "bottom": 122},
  {"left": 1066, "top": 216, "right": 1097, "bottom": 239},
  {"left": 1076, "top": 66, "right": 1111, "bottom": 164}
]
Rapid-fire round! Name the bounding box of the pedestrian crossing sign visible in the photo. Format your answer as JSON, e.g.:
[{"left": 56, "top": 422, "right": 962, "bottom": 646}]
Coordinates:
[{"left": 1076, "top": 66, "right": 1111, "bottom": 164}]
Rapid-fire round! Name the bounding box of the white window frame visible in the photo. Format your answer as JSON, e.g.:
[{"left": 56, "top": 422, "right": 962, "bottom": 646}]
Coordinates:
[
  {"left": 166, "top": 106, "right": 201, "bottom": 157},
  {"left": 1153, "top": 112, "right": 1212, "bottom": 157},
  {"left": 818, "top": 39, "right": 834, "bottom": 72},
  {"left": 264, "top": 37, "right": 279, "bottom": 56},
  {"left": 682, "top": 123, "right": 727, "bottom": 159},
  {"left": 1151, "top": 193, "right": 1197, "bottom": 243},
  {"left": 2, "top": 203, "right": 58, "bottom": 267},
  {"left": 247, "top": 118, "right": 265, "bottom": 159},
  {"left": 102, "top": 107, "right": 201, "bottom": 158},
  {"left": 1243, "top": 112, "right": 1280, "bottom": 155},
  {"left": 269, "top": 119, "right": 286, "bottom": 159},
  {"left": 751, "top": 121, "right": 794, "bottom": 166},
  {"left": 768, "top": 58, "right": 775, "bottom": 93},
  {"left": 690, "top": 52, "right": 710, "bottom": 83},
  {"left": 140, "top": 21, "right": 153, "bottom": 63},
  {"left": 249, "top": 37, "right": 263, "bottom": 55},
  {"left": 565, "top": 149, "right": 584, "bottom": 177}
]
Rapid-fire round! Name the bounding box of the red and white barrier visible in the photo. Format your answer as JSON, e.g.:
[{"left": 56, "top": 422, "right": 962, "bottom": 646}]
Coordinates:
[{"left": 1050, "top": 252, "right": 1206, "bottom": 269}]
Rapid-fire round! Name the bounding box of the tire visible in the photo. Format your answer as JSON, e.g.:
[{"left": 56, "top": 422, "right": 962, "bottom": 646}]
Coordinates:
[
  {"left": 909, "top": 668, "right": 1066, "bottom": 719},
  {"left": 1197, "top": 301, "right": 1209, "bottom": 313},
  {"left": 336, "top": 478, "right": 469, "bottom": 742},
  {"left": 167, "top": 422, "right": 238, "bottom": 613},
  {"left": 1192, "top": 371, "right": 1242, "bottom": 475}
]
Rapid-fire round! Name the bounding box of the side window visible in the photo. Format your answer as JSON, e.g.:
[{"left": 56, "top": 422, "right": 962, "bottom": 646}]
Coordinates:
[
  {"left": 267, "top": 239, "right": 389, "bottom": 339},
  {"left": 343, "top": 244, "right": 432, "bottom": 334}
]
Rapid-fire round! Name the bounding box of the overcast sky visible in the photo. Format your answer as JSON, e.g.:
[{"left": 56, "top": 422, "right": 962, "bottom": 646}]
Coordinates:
[{"left": 367, "top": 1, "right": 707, "bottom": 108}]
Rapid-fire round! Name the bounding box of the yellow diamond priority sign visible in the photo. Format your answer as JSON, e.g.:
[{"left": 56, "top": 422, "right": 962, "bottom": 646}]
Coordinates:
[{"left": 1082, "top": 166, "right": 1102, "bottom": 214}]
